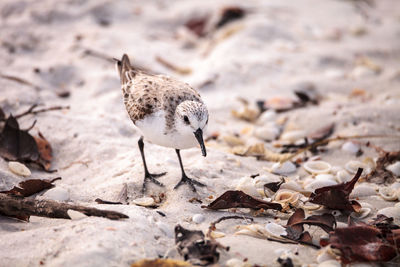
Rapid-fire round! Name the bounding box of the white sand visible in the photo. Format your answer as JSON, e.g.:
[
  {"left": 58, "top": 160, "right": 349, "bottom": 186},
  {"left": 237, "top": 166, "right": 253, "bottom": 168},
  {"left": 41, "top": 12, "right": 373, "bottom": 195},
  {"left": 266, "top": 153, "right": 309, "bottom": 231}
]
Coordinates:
[{"left": 1, "top": 0, "right": 400, "bottom": 266}]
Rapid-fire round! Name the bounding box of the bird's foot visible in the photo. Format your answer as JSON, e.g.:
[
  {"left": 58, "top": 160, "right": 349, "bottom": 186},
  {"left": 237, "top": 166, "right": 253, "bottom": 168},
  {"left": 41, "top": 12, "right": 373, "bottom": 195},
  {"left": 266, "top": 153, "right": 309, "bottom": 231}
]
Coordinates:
[
  {"left": 174, "top": 174, "right": 206, "bottom": 192},
  {"left": 142, "top": 172, "right": 166, "bottom": 193}
]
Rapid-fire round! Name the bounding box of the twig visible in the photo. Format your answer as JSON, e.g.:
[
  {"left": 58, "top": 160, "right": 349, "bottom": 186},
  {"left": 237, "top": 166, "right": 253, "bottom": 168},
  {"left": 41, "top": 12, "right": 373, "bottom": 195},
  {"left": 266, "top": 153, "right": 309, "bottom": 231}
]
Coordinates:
[
  {"left": 280, "top": 134, "right": 400, "bottom": 163},
  {"left": 0, "top": 193, "right": 129, "bottom": 220},
  {"left": 95, "top": 198, "right": 123, "bottom": 205},
  {"left": 155, "top": 56, "right": 192, "bottom": 75},
  {"left": 14, "top": 104, "right": 70, "bottom": 119},
  {"left": 207, "top": 215, "right": 253, "bottom": 238},
  {"left": 0, "top": 73, "right": 42, "bottom": 91}
]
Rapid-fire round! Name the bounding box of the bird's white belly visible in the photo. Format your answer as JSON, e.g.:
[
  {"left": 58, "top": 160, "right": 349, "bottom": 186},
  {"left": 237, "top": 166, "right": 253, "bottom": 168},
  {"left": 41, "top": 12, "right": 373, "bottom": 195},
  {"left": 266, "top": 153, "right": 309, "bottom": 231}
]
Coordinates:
[{"left": 135, "top": 110, "right": 198, "bottom": 149}]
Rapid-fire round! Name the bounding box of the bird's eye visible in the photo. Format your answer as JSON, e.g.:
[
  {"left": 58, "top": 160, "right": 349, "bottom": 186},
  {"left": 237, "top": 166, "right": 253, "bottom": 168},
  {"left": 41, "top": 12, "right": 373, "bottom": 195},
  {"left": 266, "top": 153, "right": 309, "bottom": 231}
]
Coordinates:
[{"left": 183, "top": 115, "right": 190, "bottom": 124}]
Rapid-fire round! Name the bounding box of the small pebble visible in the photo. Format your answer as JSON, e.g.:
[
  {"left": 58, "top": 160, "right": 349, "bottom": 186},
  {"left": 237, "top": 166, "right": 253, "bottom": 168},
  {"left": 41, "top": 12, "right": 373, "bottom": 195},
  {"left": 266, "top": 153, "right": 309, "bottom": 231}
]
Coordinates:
[
  {"left": 8, "top": 161, "right": 31, "bottom": 177},
  {"left": 132, "top": 197, "right": 155, "bottom": 207},
  {"left": 341, "top": 141, "right": 360, "bottom": 154},
  {"left": 192, "top": 213, "right": 205, "bottom": 224}
]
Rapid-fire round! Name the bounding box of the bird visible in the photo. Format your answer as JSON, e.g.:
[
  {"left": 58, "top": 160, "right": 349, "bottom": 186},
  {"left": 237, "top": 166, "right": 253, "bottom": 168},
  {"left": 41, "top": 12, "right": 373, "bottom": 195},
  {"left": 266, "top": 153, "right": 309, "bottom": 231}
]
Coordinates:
[{"left": 116, "top": 54, "right": 209, "bottom": 193}]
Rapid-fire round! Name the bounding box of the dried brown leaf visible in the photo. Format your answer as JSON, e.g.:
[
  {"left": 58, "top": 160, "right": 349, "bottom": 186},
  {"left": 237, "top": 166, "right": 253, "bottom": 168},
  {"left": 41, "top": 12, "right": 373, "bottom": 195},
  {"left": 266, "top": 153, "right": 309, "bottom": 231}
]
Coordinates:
[
  {"left": 0, "top": 177, "right": 61, "bottom": 197},
  {"left": 34, "top": 132, "right": 52, "bottom": 170}
]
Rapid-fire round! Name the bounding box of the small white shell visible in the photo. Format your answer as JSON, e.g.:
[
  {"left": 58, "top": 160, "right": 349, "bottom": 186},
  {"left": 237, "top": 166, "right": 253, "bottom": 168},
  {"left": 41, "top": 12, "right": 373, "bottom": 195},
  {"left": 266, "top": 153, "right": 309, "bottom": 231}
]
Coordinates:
[
  {"left": 316, "top": 174, "right": 336, "bottom": 181},
  {"left": 350, "top": 184, "right": 376, "bottom": 198},
  {"left": 271, "top": 161, "right": 297, "bottom": 175},
  {"left": 254, "top": 124, "right": 280, "bottom": 141},
  {"left": 304, "top": 179, "right": 337, "bottom": 191},
  {"left": 350, "top": 207, "right": 371, "bottom": 219},
  {"left": 377, "top": 206, "right": 400, "bottom": 224},
  {"left": 345, "top": 160, "right": 370, "bottom": 175},
  {"left": 280, "top": 180, "right": 303, "bottom": 192},
  {"left": 341, "top": 141, "right": 360, "bottom": 154},
  {"left": 235, "top": 176, "right": 260, "bottom": 197},
  {"left": 265, "top": 222, "right": 287, "bottom": 237},
  {"left": 210, "top": 231, "right": 226, "bottom": 239},
  {"left": 257, "top": 110, "right": 277, "bottom": 124},
  {"left": 280, "top": 130, "right": 306, "bottom": 142},
  {"left": 274, "top": 189, "right": 300, "bottom": 205},
  {"left": 386, "top": 161, "right": 400, "bottom": 177},
  {"left": 317, "top": 260, "right": 341, "bottom": 267},
  {"left": 301, "top": 202, "right": 321, "bottom": 211},
  {"left": 336, "top": 170, "right": 352, "bottom": 183},
  {"left": 132, "top": 197, "right": 155, "bottom": 207},
  {"left": 42, "top": 187, "right": 70, "bottom": 202},
  {"left": 192, "top": 214, "right": 205, "bottom": 224},
  {"left": 304, "top": 160, "right": 332, "bottom": 174},
  {"left": 8, "top": 161, "right": 31, "bottom": 177},
  {"left": 235, "top": 224, "right": 267, "bottom": 238},
  {"left": 378, "top": 187, "right": 398, "bottom": 201},
  {"left": 67, "top": 209, "right": 88, "bottom": 220}
]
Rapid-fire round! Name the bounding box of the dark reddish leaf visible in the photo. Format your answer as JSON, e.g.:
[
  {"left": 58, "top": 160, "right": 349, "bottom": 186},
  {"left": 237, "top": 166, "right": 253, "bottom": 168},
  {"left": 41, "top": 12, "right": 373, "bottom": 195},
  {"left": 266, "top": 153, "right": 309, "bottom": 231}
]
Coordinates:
[
  {"left": 309, "top": 168, "right": 363, "bottom": 211},
  {"left": 95, "top": 198, "right": 122, "bottom": 205},
  {"left": 0, "top": 115, "right": 39, "bottom": 162},
  {"left": 216, "top": 7, "right": 245, "bottom": 29},
  {"left": 0, "top": 107, "right": 5, "bottom": 120},
  {"left": 368, "top": 148, "right": 400, "bottom": 183},
  {"left": 185, "top": 16, "right": 209, "bottom": 37},
  {"left": 0, "top": 177, "right": 61, "bottom": 197},
  {"left": 33, "top": 132, "right": 52, "bottom": 170},
  {"left": 291, "top": 213, "right": 336, "bottom": 233},
  {"left": 175, "top": 224, "right": 221, "bottom": 265},
  {"left": 201, "top": 190, "right": 282, "bottom": 211}
]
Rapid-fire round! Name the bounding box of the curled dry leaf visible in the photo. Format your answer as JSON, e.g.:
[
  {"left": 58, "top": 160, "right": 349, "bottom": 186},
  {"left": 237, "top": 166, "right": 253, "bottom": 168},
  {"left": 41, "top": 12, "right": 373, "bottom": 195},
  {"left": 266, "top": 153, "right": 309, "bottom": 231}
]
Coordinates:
[
  {"left": 367, "top": 147, "right": 400, "bottom": 183},
  {"left": 0, "top": 177, "right": 61, "bottom": 197},
  {"left": 309, "top": 168, "right": 363, "bottom": 212},
  {"left": 34, "top": 132, "right": 52, "bottom": 170},
  {"left": 175, "top": 224, "right": 223, "bottom": 265},
  {"left": 202, "top": 190, "right": 282, "bottom": 211}
]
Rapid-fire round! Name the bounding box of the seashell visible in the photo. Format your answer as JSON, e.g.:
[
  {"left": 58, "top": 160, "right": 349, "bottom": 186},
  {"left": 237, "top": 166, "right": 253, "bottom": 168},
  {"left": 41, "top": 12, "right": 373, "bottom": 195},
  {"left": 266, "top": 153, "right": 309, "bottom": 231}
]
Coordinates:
[
  {"left": 67, "top": 209, "right": 88, "bottom": 220},
  {"left": 304, "top": 179, "right": 337, "bottom": 191},
  {"left": 386, "top": 161, "right": 400, "bottom": 177},
  {"left": 210, "top": 231, "right": 226, "bottom": 239},
  {"left": 253, "top": 175, "right": 280, "bottom": 186},
  {"left": 42, "top": 187, "right": 70, "bottom": 202},
  {"left": 345, "top": 160, "right": 370, "bottom": 175},
  {"left": 274, "top": 189, "right": 300, "bottom": 205},
  {"left": 223, "top": 135, "right": 245, "bottom": 147},
  {"left": 350, "top": 207, "right": 371, "bottom": 219},
  {"left": 132, "top": 197, "right": 155, "bottom": 207},
  {"left": 264, "top": 148, "right": 293, "bottom": 162},
  {"left": 235, "top": 176, "right": 260, "bottom": 197},
  {"left": 336, "top": 170, "right": 352, "bottom": 183},
  {"left": 254, "top": 124, "right": 280, "bottom": 141},
  {"left": 350, "top": 184, "right": 376, "bottom": 198},
  {"left": 302, "top": 202, "right": 321, "bottom": 211},
  {"left": 330, "top": 166, "right": 341, "bottom": 175},
  {"left": 233, "top": 143, "right": 265, "bottom": 158},
  {"left": 192, "top": 214, "right": 205, "bottom": 224},
  {"left": 235, "top": 224, "right": 267, "bottom": 238},
  {"left": 264, "top": 96, "right": 296, "bottom": 111},
  {"left": 280, "top": 130, "right": 306, "bottom": 143},
  {"left": 315, "top": 174, "right": 336, "bottom": 181},
  {"left": 317, "top": 260, "right": 341, "bottom": 267},
  {"left": 8, "top": 161, "right": 31, "bottom": 177},
  {"left": 304, "top": 160, "right": 332, "bottom": 174},
  {"left": 341, "top": 141, "right": 360, "bottom": 154},
  {"left": 271, "top": 161, "right": 297, "bottom": 175},
  {"left": 280, "top": 180, "right": 303, "bottom": 192},
  {"left": 265, "top": 222, "right": 287, "bottom": 237},
  {"left": 377, "top": 206, "right": 400, "bottom": 224},
  {"left": 257, "top": 110, "right": 277, "bottom": 124},
  {"left": 378, "top": 187, "right": 398, "bottom": 201},
  {"left": 232, "top": 106, "right": 259, "bottom": 122}
]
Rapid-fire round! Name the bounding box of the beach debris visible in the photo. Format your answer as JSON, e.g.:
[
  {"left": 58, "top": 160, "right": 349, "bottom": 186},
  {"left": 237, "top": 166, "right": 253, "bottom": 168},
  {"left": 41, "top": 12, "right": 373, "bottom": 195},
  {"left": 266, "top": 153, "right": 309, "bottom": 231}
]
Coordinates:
[
  {"left": 350, "top": 206, "right": 371, "bottom": 220},
  {"left": 386, "top": 161, "right": 400, "bottom": 177},
  {"left": 377, "top": 207, "right": 400, "bottom": 224},
  {"left": 43, "top": 187, "right": 70, "bottom": 202},
  {"left": 233, "top": 143, "right": 265, "bottom": 158},
  {"left": 271, "top": 161, "right": 297, "bottom": 175},
  {"left": 254, "top": 124, "right": 280, "bottom": 141},
  {"left": 304, "top": 160, "right": 332, "bottom": 174},
  {"left": 345, "top": 160, "right": 370, "bottom": 175},
  {"left": 368, "top": 147, "right": 400, "bottom": 183},
  {"left": 132, "top": 197, "right": 156, "bottom": 207},
  {"left": 378, "top": 187, "right": 398, "bottom": 201},
  {"left": 8, "top": 161, "right": 31, "bottom": 177},
  {"left": 231, "top": 105, "right": 259, "bottom": 122},
  {"left": 0, "top": 72, "right": 42, "bottom": 91},
  {"left": 280, "top": 130, "right": 306, "bottom": 143},
  {"left": 202, "top": 190, "right": 282, "bottom": 211},
  {"left": 67, "top": 209, "right": 88, "bottom": 220},
  {"left": 95, "top": 198, "right": 123, "bottom": 205},
  {"left": 207, "top": 215, "right": 253, "bottom": 239},
  {"left": 309, "top": 168, "right": 363, "bottom": 212},
  {"left": 274, "top": 189, "right": 300, "bottom": 208},
  {"left": 341, "top": 141, "right": 361, "bottom": 154},
  {"left": 223, "top": 135, "right": 245, "bottom": 147},
  {"left": 131, "top": 258, "right": 191, "bottom": 267},
  {"left": 175, "top": 224, "right": 223, "bottom": 265},
  {"left": 155, "top": 56, "right": 192, "bottom": 75},
  {"left": 320, "top": 215, "right": 400, "bottom": 263},
  {"left": 0, "top": 177, "right": 61, "bottom": 197},
  {"left": 33, "top": 132, "right": 53, "bottom": 171},
  {"left": 216, "top": 6, "right": 245, "bottom": 29},
  {"left": 264, "top": 177, "right": 285, "bottom": 193},
  {"left": 0, "top": 193, "right": 129, "bottom": 221},
  {"left": 192, "top": 214, "right": 205, "bottom": 224}
]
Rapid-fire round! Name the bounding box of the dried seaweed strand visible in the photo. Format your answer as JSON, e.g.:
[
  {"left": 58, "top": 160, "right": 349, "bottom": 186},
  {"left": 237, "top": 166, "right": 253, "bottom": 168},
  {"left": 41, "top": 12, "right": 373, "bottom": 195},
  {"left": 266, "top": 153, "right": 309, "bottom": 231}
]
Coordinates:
[
  {"left": 155, "top": 56, "right": 192, "bottom": 75},
  {"left": 0, "top": 73, "right": 42, "bottom": 91},
  {"left": 280, "top": 134, "right": 400, "bottom": 163},
  {"left": 13, "top": 104, "right": 70, "bottom": 119}
]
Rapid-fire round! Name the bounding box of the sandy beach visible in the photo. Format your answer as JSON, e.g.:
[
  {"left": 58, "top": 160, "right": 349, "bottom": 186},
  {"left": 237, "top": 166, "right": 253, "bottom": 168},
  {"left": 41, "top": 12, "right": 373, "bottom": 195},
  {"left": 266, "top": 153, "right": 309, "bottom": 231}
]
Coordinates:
[{"left": 1, "top": 0, "right": 400, "bottom": 266}]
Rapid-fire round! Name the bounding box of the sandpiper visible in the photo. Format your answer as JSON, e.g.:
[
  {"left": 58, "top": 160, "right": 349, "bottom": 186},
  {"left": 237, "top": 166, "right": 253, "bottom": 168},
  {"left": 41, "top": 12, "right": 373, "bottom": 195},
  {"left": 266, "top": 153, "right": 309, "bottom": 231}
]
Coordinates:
[{"left": 116, "top": 54, "right": 208, "bottom": 193}]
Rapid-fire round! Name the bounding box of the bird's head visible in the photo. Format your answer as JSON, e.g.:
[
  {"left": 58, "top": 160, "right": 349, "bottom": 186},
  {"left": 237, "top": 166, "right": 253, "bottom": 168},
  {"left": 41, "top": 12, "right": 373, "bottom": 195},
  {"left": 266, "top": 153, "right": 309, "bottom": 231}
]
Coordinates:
[{"left": 175, "top": 101, "right": 209, "bottom": 156}]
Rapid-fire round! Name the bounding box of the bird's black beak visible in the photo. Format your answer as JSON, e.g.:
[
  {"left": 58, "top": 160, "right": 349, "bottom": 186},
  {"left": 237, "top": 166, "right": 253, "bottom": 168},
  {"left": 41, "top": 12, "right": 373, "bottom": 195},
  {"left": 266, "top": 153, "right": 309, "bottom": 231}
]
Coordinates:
[{"left": 194, "top": 128, "right": 207, "bottom": 157}]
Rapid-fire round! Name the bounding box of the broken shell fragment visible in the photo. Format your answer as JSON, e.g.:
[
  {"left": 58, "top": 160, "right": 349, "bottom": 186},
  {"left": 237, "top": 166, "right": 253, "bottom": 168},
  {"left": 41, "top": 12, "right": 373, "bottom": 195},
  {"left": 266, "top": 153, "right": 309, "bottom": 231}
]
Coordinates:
[
  {"left": 210, "top": 231, "right": 226, "bottom": 239},
  {"left": 235, "top": 224, "right": 267, "bottom": 238},
  {"left": 8, "top": 161, "right": 31, "bottom": 177},
  {"left": 280, "top": 130, "right": 306, "bottom": 143},
  {"left": 304, "top": 179, "right": 337, "bottom": 191},
  {"left": 235, "top": 176, "right": 260, "bottom": 197},
  {"left": 350, "top": 184, "right": 376, "bottom": 198},
  {"left": 271, "top": 161, "right": 297, "bottom": 175},
  {"left": 386, "top": 161, "right": 400, "bottom": 177},
  {"left": 301, "top": 202, "right": 321, "bottom": 211},
  {"left": 232, "top": 106, "right": 259, "bottom": 122},
  {"left": 341, "top": 141, "right": 360, "bottom": 154},
  {"left": 132, "top": 197, "right": 155, "bottom": 207},
  {"left": 254, "top": 124, "right": 280, "bottom": 141},
  {"left": 345, "top": 160, "right": 370, "bottom": 175},
  {"left": 265, "top": 222, "right": 287, "bottom": 237},
  {"left": 336, "top": 170, "right": 352, "bottom": 183},
  {"left": 350, "top": 207, "right": 371, "bottom": 219},
  {"left": 304, "top": 160, "right": 332, "bottom": 174},
  {"left": 274, "top": 189, "right": 300, "bottom": 205},
  {"left": 67, "top": 209, "right": 88, "bottom": 220},
  {"left": 378, "top": 187, "right": 398, "bottom": 201},
  {"left": 223, "top": 135, "right": 245, "bottom": 147}
]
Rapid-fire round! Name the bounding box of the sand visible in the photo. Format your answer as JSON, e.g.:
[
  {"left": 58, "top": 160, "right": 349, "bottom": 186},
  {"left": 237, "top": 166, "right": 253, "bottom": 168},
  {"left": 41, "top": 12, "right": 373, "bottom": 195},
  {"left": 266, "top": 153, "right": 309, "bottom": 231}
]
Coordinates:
[{"left": 0, "top": 0, "right": 400, "bottom": 266}]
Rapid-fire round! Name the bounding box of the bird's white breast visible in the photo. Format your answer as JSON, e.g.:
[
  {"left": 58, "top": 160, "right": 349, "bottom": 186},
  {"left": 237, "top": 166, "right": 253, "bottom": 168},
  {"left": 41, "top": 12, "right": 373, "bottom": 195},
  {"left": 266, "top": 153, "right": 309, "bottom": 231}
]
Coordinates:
[{"left": 135, "top": 110, "right": 198, "bottom": 149}]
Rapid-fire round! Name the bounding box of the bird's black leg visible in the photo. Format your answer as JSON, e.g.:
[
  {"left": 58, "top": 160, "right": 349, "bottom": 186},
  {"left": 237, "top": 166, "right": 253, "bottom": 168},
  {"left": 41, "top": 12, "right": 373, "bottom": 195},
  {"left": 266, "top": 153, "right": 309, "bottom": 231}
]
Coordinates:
[
  {"left": 138, "top": 136, "right": 166, "bottom": 193},
  {"left": 174, "top": 149, "right": 206, "bottom": 192}
]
